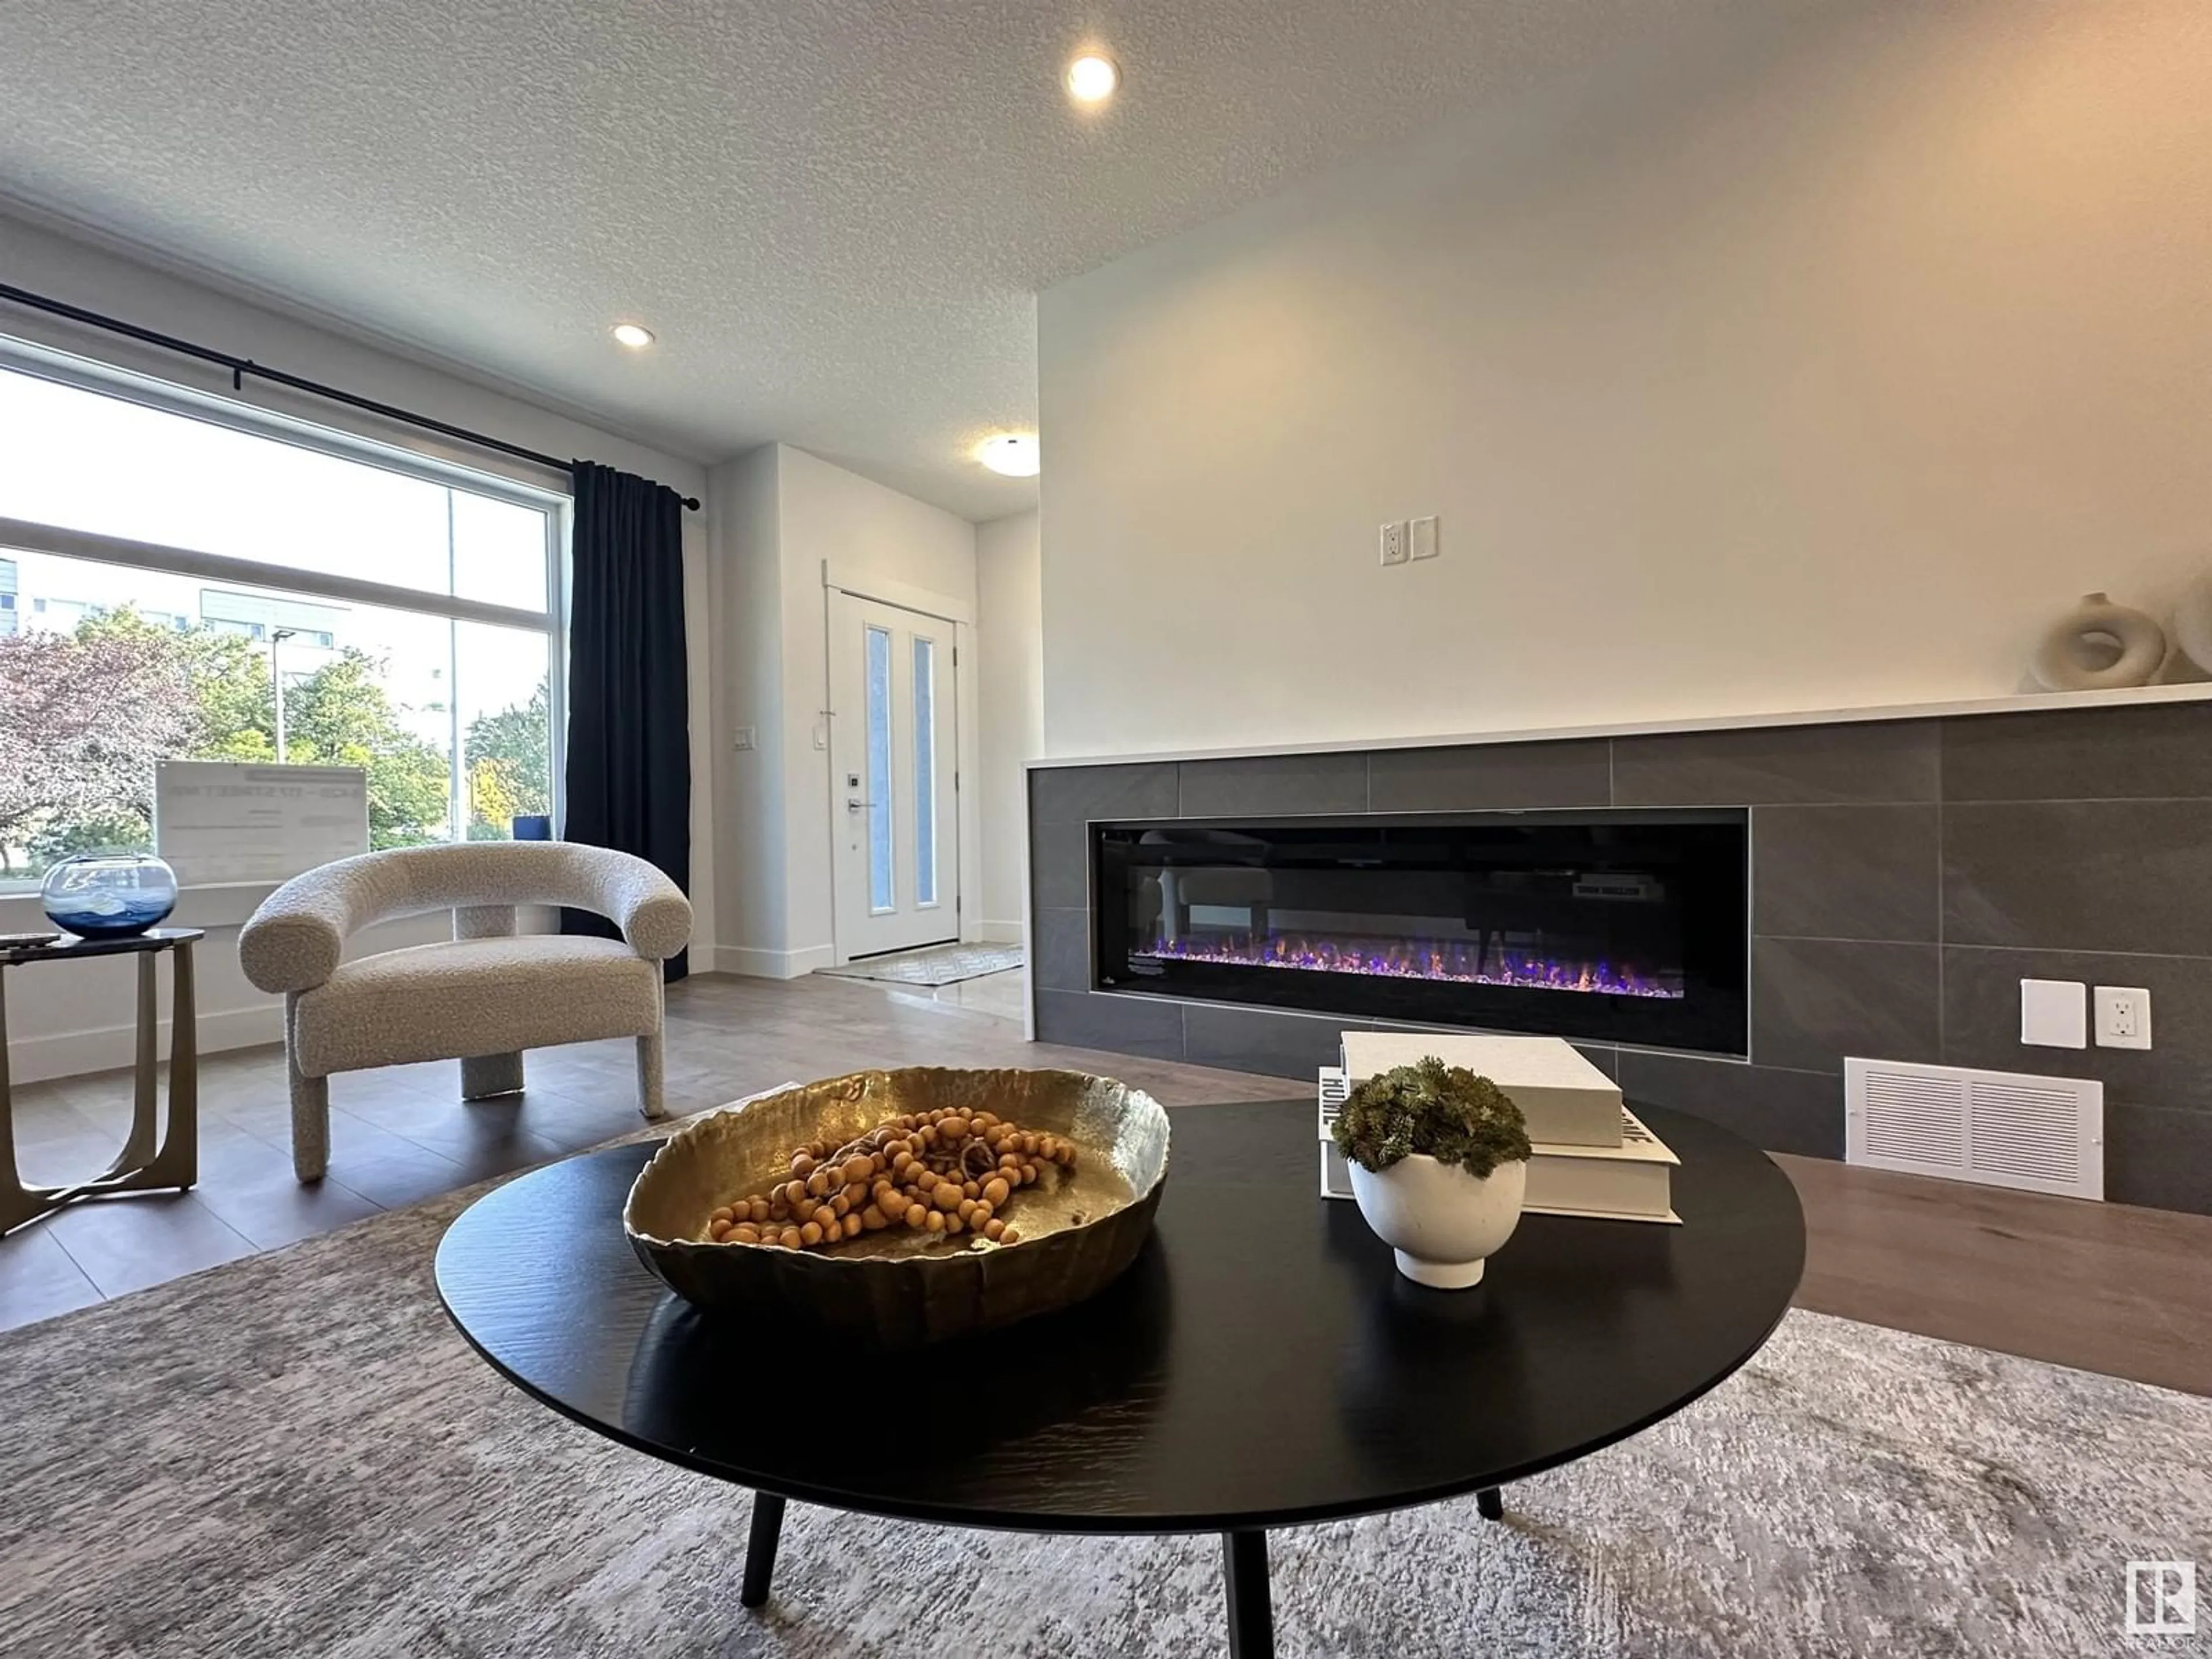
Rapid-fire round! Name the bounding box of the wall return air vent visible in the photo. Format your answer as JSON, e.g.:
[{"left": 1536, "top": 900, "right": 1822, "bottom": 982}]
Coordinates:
[{"left": 1844, "top": 1058, "right": 2103, "bottom": 1200}]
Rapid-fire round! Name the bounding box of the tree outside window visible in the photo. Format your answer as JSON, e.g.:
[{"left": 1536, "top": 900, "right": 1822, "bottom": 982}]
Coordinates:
[{"left": 0, "top": 602, "right": 553, "bottom": 876}]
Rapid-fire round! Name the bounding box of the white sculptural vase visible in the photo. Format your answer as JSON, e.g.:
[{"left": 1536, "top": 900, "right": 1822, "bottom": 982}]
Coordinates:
[
  {"left": 1347, "top": 1153, "right": 1527, "bottom": 1289},
  {"left": 2171, "top": 574, "right": 2212, "bottom": 676},
  {"left": 2030, "top": 592, "right": 2165, "bottom": 692}
]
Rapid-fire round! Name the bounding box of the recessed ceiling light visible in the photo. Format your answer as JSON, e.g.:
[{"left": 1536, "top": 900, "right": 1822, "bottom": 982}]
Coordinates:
[
  {"left": 611, "top": 323, "right": 656, "bottom": 349},
  {"left": 975, "top": 433, "right": 1040, "bottom": 477},
  {"left": 1065, "top": 54, "right": 1119, "bottom": 105}
]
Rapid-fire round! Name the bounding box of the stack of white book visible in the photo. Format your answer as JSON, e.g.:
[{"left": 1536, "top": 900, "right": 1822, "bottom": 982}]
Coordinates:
[{"left": 1319, "top": 1032, "right": 1680, "bottom": 1225}]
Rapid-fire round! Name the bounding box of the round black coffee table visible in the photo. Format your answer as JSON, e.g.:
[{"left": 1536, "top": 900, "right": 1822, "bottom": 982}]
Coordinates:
[{"left": 437, "top": 1099, "right": 1803, "bottom": 1657}]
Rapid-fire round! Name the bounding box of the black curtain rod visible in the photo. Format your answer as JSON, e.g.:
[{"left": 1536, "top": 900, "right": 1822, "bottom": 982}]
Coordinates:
[{"left": 0, "top": 281, "right": 702, "bottom": 510}]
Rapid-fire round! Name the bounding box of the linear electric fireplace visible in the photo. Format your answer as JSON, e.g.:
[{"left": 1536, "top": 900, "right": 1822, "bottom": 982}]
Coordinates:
[{"left": 1092, "top": 811, "right": 1749, "bottom": 1056}]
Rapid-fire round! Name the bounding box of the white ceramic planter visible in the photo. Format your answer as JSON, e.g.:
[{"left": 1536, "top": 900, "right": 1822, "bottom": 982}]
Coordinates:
[{"left": 1348, "top": 1154, "right": 1528, "bottom": 1289}]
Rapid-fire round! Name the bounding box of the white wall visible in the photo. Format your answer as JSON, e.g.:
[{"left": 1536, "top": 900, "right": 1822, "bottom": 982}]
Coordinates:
[
  {"left": 707, "top": 445, "right": 790, "bottom": 974},
  {"left": 711, "top": 444, "right": 981, "bottom": 976},
  {"left": 1036, "top": 0, "right": 2212, "bottom": 758},
  {"left": 975, "top": 511, "right": 1042, "bottom": 941},
  {"left": 0, "top": 211, "right": 718, "bottom": 1080}
]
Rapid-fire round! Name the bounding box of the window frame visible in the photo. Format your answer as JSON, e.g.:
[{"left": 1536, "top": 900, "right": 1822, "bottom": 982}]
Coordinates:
[{"left": 0, "top": 335, "right": 571, "bottom": 886}]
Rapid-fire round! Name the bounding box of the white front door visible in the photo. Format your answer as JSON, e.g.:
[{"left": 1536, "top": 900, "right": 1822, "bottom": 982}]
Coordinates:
[{"left": 830, "top": 590, "right": 960, "bottom": 960}]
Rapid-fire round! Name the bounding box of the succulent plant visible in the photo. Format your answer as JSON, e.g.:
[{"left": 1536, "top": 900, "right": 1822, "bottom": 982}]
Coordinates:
[{"left": 1333, "top": 1056, "right": 1532, "bottom": 1180}]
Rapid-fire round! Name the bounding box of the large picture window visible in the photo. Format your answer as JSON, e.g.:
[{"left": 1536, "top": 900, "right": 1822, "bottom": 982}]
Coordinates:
[{"left": 0, "top": 351, "right": 565, "bottom": 884}]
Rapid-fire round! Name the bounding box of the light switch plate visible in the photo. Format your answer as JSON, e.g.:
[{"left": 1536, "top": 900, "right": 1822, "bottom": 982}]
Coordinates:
[
  {"left": 2093, "top": 985, "right": 2152, "bottom": 1050},
  {"left": 732, "top": 724, "right": 757, "bottom": 752},
  {"left": 1409, "top": 515, "right": 1440, "bottom": 560},
  {"left": 1379, "top": 521, "right": 1408, "bottom": 566},
  {"left": 2020, "top": 978, "right": 2087, "bottom": 1049}
]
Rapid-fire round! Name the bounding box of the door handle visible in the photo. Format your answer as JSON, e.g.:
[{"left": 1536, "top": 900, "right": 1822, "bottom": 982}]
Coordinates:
[{"left": 847, "top": 798, "right": 870, "bottom": 813}]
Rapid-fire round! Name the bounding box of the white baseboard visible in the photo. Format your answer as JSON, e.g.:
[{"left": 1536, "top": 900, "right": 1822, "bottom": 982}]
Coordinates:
[
  {"left": 6, "top": 1002, "right": 283, "bottom": 1085},
  {"left": 975, "top": 919, "right": 1025, "bottom": 945},
  {"left": 716, "top": 943, "right": 838, "bottom": 980}
]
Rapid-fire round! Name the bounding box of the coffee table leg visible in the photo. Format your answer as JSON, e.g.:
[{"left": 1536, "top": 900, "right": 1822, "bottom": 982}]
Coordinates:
[
  {"left": 1478, "top": 1486, "right": 1503, "bottom": 1521},
  {"left": 741, "top": 1492, "right": 786, "bottom": 1609},
  {"left": 1222, "top": 1528, "right": 1274, "bottom": 1659}
]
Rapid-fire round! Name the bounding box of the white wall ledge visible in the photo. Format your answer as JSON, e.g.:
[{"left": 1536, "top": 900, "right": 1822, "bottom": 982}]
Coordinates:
[{"left": 1025, "top": 681, "right": 2212, "bottom": 770}]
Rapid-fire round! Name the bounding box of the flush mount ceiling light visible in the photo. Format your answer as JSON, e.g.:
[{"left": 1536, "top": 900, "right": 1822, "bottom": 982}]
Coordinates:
[
  {"left": 1065, "top": 53, "right": 1120, "bottom": 105},
  {"left": 975, "top": 433, "right": 1040, "bottom": 477},
  {"left": 611, "top": 323, "right": 656, "bottom": 349}
]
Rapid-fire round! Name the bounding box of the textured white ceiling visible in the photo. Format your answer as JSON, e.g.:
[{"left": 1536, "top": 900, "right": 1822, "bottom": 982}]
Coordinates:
[{"left": 0, "top": 0, "right": 1771, "bottom": 518}]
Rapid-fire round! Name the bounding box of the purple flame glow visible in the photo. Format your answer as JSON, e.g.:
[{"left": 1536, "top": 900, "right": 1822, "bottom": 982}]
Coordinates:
[{"left": 1132, "top": 932, "right": 1681, "bottom": 998}]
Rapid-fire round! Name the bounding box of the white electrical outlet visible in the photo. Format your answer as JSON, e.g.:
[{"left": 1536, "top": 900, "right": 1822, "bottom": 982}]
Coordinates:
[
  {"left": 1409, "top": 515, "right": 1440, "bottom": 560},
  {"left": 1378, "top": 521, "right": 1408, "bottom": 566},
  {"left": 2094, "top": 985, "right": 2152, "bottom": 1050}
]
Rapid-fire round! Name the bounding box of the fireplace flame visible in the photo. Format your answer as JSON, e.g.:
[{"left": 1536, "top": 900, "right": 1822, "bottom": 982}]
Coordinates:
[{"left": 1131, "top": 932, "right": 1681, "bottom": 999}]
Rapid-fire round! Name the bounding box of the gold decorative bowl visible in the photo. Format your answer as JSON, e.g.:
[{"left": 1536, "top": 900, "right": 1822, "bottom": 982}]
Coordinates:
[{"left": 623, "top": 1067, "right": 1171, "bottom": 1347}]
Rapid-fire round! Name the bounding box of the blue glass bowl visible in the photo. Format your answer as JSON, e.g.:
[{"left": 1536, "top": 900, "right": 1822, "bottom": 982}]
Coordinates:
[{"left": 40, "top": 853, "right": 179, "bottom": 940}]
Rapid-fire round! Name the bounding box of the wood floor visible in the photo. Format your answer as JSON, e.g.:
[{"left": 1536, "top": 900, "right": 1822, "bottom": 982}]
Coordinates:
[
  {"left": 1782, "top": 1151, "right": 2212, "bottom": 1397},
  {"left": 0, "top": 969, "right": 1286, "bottom": 1329},
  {"left": 6, "top": 968, "right": 2210, "bottom": 1399}
]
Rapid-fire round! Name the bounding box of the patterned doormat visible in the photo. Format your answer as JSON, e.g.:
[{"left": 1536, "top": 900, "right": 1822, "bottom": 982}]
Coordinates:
[{"left": 817, "top": 941, "right": 1025, "bottom": 987}]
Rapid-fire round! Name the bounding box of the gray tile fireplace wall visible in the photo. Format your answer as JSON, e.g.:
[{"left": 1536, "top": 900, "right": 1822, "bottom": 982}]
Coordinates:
[{"left": 1028, "top": 702, "right": 2212, "bottom": 1216}]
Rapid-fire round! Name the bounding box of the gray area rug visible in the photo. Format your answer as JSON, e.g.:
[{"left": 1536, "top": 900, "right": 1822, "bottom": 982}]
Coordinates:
[
  {"left": 819, "top": 942, "right": 1025, "bottom": 987},
  {"left": 2, "top": 1168, "right": 2208, "bottom": 1658}
]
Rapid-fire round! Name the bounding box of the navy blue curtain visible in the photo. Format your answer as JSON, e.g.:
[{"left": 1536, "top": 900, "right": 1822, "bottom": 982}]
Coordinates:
[{"left": 562, "top": 461, "right": 691, "bottom": 981}]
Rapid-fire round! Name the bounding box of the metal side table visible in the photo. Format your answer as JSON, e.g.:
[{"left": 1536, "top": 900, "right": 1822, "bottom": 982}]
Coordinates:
[{"left": 0, "top": 927, "right": 203, "bottom": 1235}]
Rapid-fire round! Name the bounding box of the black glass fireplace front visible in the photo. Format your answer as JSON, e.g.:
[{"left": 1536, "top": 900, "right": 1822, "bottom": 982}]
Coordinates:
[{"left": 1093, "top": 811, "right": 1748, "bottom": 1056}]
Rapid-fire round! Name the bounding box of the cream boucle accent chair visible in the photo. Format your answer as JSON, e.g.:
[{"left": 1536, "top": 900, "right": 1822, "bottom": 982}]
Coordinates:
[{"left": 239, "top": 842, "right": 692, "bottom": 1182}]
